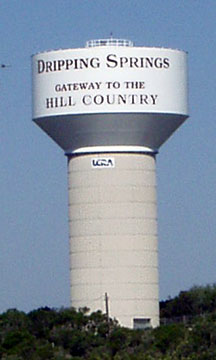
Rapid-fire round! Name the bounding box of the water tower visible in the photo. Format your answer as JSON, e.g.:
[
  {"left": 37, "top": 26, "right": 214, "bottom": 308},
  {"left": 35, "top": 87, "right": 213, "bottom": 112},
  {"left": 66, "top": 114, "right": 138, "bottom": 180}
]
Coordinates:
[{"left": 32, "top": 39, "right": 188, "bottom": 328}]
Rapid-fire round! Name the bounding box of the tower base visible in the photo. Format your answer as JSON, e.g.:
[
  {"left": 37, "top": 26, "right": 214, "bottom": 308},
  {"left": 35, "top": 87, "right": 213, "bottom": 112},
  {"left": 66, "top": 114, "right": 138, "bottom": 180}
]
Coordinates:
[{"left": 68, "top": 152, "right": 159, "bottom": 328}]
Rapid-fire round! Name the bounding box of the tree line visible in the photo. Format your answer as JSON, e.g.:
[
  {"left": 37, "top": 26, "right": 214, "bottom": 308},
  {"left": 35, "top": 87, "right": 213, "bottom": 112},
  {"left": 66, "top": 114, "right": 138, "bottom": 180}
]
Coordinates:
[{"left": 1, "top": 284, "right": 216, "bottom": 359}]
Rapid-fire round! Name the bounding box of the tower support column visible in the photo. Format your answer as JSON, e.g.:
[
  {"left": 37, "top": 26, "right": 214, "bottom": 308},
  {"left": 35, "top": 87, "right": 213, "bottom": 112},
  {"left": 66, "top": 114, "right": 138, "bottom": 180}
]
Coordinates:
[{"left": 67, "top": 152, "right": 159, "bottom": 328}]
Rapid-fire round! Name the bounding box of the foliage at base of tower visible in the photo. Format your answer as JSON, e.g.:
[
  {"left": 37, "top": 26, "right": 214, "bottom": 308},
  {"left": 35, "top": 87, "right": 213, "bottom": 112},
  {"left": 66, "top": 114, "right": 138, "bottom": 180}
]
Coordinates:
[
  {"left": 160, "top": 284, "right": 216, "bottom": 318},
  {"left": 1, "top": 284, "right": 216, "bottom": 359}
]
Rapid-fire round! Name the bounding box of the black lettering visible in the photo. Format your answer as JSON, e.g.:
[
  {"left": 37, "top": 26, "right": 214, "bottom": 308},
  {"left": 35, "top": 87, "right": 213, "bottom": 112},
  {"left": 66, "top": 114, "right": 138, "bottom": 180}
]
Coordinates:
[
  {"left": 154, "top": 57, "right": 163, "bottom": 68},
  {"left": 92, "top": 158, "right": 114, "bottom": 167},
  {"left": 37, "top": 60, "right": 45, "bottom": 74},
  {"left": 68, "top": 96, "right": 76, "bottom": 106},
  {"left": 60, "top": 97, "right": 67, "bottom": 107},
  {"left": 107, "top": 95, "right": 115, "bottom": 104},
  {"left": 55, "top": 84, "right": 61, "bottom": 92},
  {"left": 90, "top": 57, "right": 100, "bottom": 68},
  {"left": 94, "top": 95, "right": 104, "bottom": 105},
  {"left": 106, "top": 54, "right": 118, "bottom": 68},
  {"left": 163, "top": 58, "right": 170, "bottom": 68},
  {"left": 82, "top": 95, "right": 91, "bottom": 105},
  {"left": 129, "top": 94, "right": 138, "bottom": 104},
  {"left": 140, "top": 95, "right": 149, "bottom": 105},
  {"left": 79, "top": 83, "right": 88, "bottom": 90},
  {"left": 113, "top": 81, "right": 120, "bottom": 89},
  {"left": 150, "top": 94, "right": 158, "bottom": 105},
  {"left": 106, "top": 82, "right": 112, "bottom": 89},
  {"left": 46, "top": 61, "right": 53, "bottom": 72},
  {"left": 57, "top": 60, "right": 65, "bottom": 71},
  {"left": 53, "top": 61, "right": 57, "bottom": 71},
  {"left": 77, "top": 58, "right": 88, "bottom": 69},
  {"left": 55, "top": 98, "right": 58, "bottom": 107},
  {"left": 145, "top": 57, "right": 154, "bottom": 68},
  {"left": 118, "top": 95, "right": 127, "bottom": 104},
  {"left": 120, "top": 57, "right": 128, "bottom": 67},
  {"left": 65, "top": 59, "right": 73, "bottom": 70},
  {"left": 46, "top": 98, "right": 54, "bottom": 108},
  {"left": 129, "top": 57, "right": 139, "bottom": 68}
]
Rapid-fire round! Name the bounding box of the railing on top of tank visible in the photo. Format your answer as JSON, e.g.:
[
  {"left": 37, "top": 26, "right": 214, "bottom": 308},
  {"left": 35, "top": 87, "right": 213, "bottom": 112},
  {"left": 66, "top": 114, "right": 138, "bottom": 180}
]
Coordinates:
[{"left": 86, "top": 39, "right": 134, "bottom": 48}]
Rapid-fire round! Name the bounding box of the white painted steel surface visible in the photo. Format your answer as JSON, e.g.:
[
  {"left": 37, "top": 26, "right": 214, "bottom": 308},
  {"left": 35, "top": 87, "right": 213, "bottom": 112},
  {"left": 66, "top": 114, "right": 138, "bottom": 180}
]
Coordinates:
[
  {"left": 32, "top": 45, "right": 188, "bottom": 154},
  {"left": 32, "top": 46, "right": 188, "bottom": 118},
  {"left": 68, "top": 153, "right": 159, "bottom": 328}
]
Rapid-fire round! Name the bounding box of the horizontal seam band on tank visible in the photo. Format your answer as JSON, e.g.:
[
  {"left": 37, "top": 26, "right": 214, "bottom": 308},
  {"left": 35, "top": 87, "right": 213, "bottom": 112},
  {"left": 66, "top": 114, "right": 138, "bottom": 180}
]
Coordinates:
[
  {"left": 67, "top": 151, "right": 158, "bottom": 157},
  {"left": 69, "top": 216, "right": 157, "bottom": 221},
  {"left": 70, "top": 265, "right": 158, "bottom": 270},
  {"left": 68, "top": 180, "right": 156, "bottom": 185},
  {"left": 69, "top": 304, "right": 159, "bottom": 316},
  {"left": 69, "top": 251, "right": 158, "bottom": 254},
  {"left": 71, "top": 297, "right": 159, "bottom": 302},
  {"left": 70, "top": 282, "right": 159, "bottom": 286},
  {"left": 68, "top": 169, "right": 156, "bottom": 175},
  {"left": 68, "top": 201, "right": 157, "bottom": 206},
  {"left": 71, "top": 297, "right": 158, "bottom": 303},
  {"left": 106, "top": 315, "right": 159, "bottom": 321},
  {"left": 69, "top": 230, "right": 158, "bottom": 234},
  {"left": 105, "top": 314, "right": 160, "bottom": 320},
  {"left": 70, "top": 254, "right": 158, "bottom": 258},
  {"left": 69, "top": 249, "right": 158, "bottom": 254},
  {"left": 69, "top": 232, "right": 158, "bottom": 237},
  {"left": 69, "top": 217, "right": 158, "bottom": 221},
  {"left": 70, "top": 267, "right": 158, "bottom": 271},
  {"left": 67, "top": 148, "right": 157, "bottom": 154},
  {"left": 69, "top": 234, "right": 158, "bottom": 238},
  {"left": 68, "top": 193, "right": 157, "bottom": 198},
  {"left": 68, "top": 184, "right": 157, "bottom": 190},
  {"left": 115, "top": 314, "right": 160, "bottom": 317},
  {"left": 69, "top": 241, "right": 158, "bottom": 245}
]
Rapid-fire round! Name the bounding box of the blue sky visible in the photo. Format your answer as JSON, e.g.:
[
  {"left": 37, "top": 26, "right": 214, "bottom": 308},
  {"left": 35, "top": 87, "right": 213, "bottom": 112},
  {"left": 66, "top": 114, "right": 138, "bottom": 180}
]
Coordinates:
[{"left": 0, "top": 0, "right": 216, "bottom": 313}]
